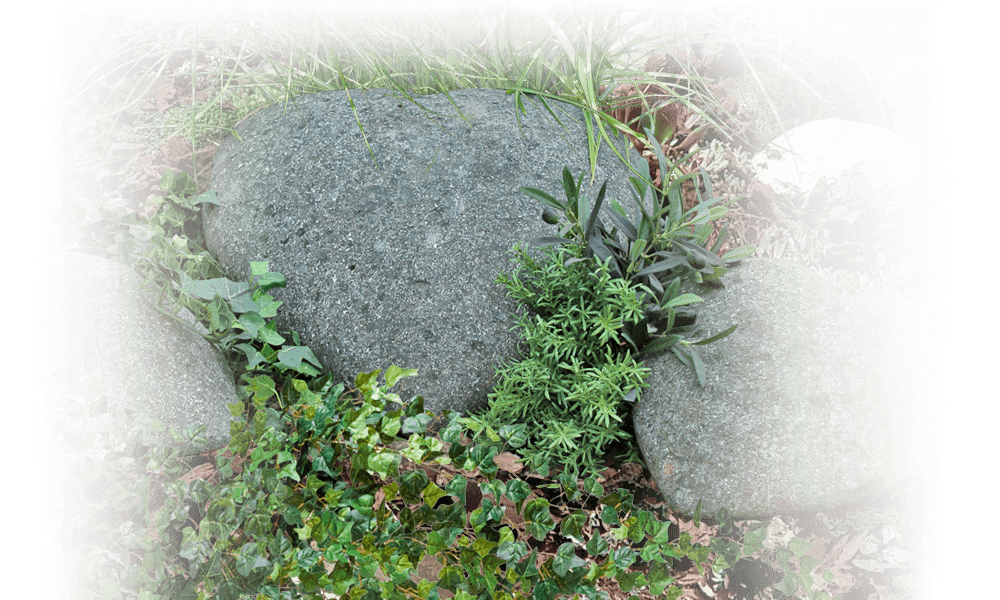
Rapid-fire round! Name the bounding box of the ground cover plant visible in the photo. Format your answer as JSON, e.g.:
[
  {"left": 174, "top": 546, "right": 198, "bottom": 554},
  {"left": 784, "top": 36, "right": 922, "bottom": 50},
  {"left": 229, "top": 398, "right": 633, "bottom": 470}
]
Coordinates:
[
  {"left": 57, "top": 7, "right": 918, "bottom": 600},
  {"left": 72, "top": 169, "right": 801, "bottom": 600}
]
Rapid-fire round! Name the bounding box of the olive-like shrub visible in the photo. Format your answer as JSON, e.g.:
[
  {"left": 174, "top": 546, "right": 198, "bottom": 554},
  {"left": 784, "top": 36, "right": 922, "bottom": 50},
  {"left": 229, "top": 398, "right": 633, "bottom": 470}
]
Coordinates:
[{"left": 467, "top": 146, "right": 752, "bottom": 479}]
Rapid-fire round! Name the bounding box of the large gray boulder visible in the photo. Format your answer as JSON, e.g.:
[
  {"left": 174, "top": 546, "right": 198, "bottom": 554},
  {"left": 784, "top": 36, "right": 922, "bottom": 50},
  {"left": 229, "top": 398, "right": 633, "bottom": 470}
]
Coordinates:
[
  {"left": 633, "top": 258, "right": 930, "bottom": 528},
  {"left": 204, "top": 88, "right": 643, "bottom": 415},
  {"left": 51, "top": 252, "right": 240, "bottom": 451}
]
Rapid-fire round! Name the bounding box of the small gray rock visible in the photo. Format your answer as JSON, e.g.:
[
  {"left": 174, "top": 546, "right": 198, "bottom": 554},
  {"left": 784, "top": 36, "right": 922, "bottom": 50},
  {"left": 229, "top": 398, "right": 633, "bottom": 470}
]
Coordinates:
[
  {"left": 51, "top": 252, "right": 240, "bottom": 451},
  {"left": 634, "top": 258, "right": 929, "bottom": 524}
]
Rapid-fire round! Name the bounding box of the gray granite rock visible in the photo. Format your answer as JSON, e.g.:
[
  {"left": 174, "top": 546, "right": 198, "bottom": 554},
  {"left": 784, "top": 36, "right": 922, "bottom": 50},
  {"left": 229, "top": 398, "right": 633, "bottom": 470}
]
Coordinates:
[
  {"left": 52, "top": 252, "right": 240, "bottom": 451},
  {"left": 204, "top": 88, "right": 643, "bottom": 415},
  {"left": 633, "top": 258, "right": 929, "bottom": 526}
]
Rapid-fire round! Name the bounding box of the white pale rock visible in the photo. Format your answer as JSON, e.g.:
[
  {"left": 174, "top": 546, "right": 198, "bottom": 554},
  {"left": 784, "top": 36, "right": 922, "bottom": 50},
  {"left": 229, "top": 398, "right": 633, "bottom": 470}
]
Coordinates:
[{"left": 751, "top": 118, "right": 916, "bottom": 201}]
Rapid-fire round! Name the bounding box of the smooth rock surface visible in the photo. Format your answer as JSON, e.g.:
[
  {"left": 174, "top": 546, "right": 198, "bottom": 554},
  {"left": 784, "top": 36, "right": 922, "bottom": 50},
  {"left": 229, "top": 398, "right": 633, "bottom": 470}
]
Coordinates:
[
  {"left": 52, "top": 252, "right": 240, "bottom": 451},
  {"left": 204, "top": 88, "right": 643, "bottom": 415},
  {"left": 750, "top": 119, "right": 923, "bottom": 199},
  {"left": 634, "top": 258, "right": 929, "bottom": 525},
  {"left": 711, "top": 5, "right": 943, "bottom": 196}
]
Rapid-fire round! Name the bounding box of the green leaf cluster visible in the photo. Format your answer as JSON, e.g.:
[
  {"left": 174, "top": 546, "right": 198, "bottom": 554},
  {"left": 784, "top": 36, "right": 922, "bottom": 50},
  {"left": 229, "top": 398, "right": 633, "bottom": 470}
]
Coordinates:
[
  {"left": 522, "top": 159, "right": 749, "bottom": 378},
  {"left": 466, "top": 160, "right": 752, "bottom": 479},
  {"left": 460, "top": 129, "right": 756, "bottom": 506},
  {"left": 109, "top": 170, "right": 322, "bottom": 380},
  {"left": 105, "top": 358, "right": 727, "bottom": 600},
  {"left": 467, "top": 241, "right": 649, "bottom": 478},
  {"left": 71, "top": 170, "right": 834, "bottom": 600}
]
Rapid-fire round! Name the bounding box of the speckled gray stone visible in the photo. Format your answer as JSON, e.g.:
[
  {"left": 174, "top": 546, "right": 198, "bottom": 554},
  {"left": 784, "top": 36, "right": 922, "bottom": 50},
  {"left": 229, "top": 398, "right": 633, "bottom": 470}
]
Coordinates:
[
  {"left": 52, "top": 252, "right": 240, "bottom": 451},
  {"left": 633, "top": 258, "right": 929, "bottom": 522},
  {"left": 204, "top": 88, "right": 643, "bottom": 415}
]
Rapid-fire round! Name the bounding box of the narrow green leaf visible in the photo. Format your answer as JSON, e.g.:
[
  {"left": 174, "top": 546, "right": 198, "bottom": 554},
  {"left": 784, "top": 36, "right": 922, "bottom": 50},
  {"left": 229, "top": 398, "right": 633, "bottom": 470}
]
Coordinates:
[
  {"left": 644, "top": 125, "right": 672, "bottom": 184},
  {"left": 577, "top": 191, "right": 590, "bottom": 238},
  {"left": 520, "top": 186, "right": 566, "bottom": 211},
  {"left": 604, "top": 204, "right": 637, "bottom": 242},
  {"left": 691, "top": 347, "right": 706, "bottom": 386},
  {"left": 664, "top": 293, "right": 703, "bottom": 308},
  {"left": 624, "top": 237, "right": 647, "bottom": 270},
  {"left": 562, "top": 166, "right": 578, "bottom": 207},
  {"left": 721, "top": 245, "right": 756, "bottom": 262},
  {"left": 711, "top": 223, "right": 730, "bottom": 253},
  {"left": 692, "top": 324, "right": 738, "bottom": 346},
  {"left": 636, "top": 334, "right": 682, "bottom": 358},
  {"left": 583, "top": 179, "right": 609, "bottom": 240},
  {"left": 670, "top": 344, "right": 693, "bottom": 369},
  {"left": 631, "top": 255, "right": 687, "bottom": 278},
  {"left": 667, "top": 180, "right": 683, "bottom": 224}
]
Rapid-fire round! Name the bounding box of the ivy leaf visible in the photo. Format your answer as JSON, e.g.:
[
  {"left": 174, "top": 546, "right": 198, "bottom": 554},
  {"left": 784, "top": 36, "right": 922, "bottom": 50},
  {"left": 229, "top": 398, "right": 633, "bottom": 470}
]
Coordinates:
[
  {"left": 522, "top": 498, "right": 555, "bottom": 541},
  {"left": 276, "top": 346, "right": 322, "bottom": 371},
  {"left": 553, "top": 542, "right": 588, "bottom": 577}
]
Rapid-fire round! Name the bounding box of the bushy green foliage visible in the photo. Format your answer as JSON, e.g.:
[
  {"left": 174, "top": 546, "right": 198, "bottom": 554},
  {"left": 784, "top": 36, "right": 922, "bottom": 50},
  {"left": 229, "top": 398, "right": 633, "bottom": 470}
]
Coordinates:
[
  {"left": 465, "top": 158, "right": 751, "bottom": 479},
  {"left": 465, "top": 241, "right": 650, "bottom": 477},
  {"left": 523, "top": 152, "right": 752, "bottom": 380},
  {"left": 96, "top": 364, "right": 803, "bottom": 600},
  {"left": 54, "top": 168, "right": 848, "bottom": 600}
]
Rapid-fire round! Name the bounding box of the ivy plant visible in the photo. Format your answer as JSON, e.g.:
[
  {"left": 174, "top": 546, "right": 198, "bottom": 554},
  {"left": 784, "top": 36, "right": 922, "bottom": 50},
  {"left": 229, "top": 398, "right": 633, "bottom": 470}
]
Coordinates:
[{"left": 67, "top": 165, "right": 848, "bottom": 600}]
